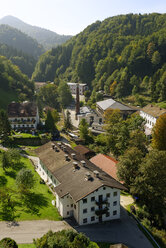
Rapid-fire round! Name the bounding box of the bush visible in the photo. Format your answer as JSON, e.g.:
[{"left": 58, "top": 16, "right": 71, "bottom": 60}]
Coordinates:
[{"left": 0, "top": 238, "right": 18, "bottom": 248}]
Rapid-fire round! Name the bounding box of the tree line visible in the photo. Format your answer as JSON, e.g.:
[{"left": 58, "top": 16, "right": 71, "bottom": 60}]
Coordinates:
[{"left": 32, "top": 13, "right": 166, "bottom": 105}]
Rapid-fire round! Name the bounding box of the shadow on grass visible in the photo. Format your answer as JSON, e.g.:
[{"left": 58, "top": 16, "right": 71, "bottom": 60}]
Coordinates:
[
  {"left": 13, "top": 162, "right": 25, "bottom": 171},
  {"left": 22, "top": 192, "right": 48, "bottom": 216},
  {"left": 0, "top": 207, "right": 21, "bottom": 221},
  {"left": 5, "top": 170, "right": 16, "bottom": 179},
  {"left": 0, "top": 176, "right": 7, "bottom": 186}
]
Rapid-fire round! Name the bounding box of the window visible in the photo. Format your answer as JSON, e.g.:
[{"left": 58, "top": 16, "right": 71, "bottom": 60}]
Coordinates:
[
  {"left": 67, "top": 211, "right": 69, "bottom": 215},
  {"left": 103, "top": 187, "right": 106, "bottom": 190},
  {"left": 106, "top": 212, "right": 110, "bottom": 217},
  {"left": 91, "top": 196, "right": 95, "bottom": 202},
  {"left": 113, "top": 210, "right": 117, "bottom": 215},
  {"left": 83, "top": 208, "right": 87, "bottom": 214},
  {"left": 67, "top": 205, "right": 69, "bottom": 207},
  {"left": 107, "top": 203, "right": 110, "bottom": 207},
  {"left": 83, "top": 218, "right": 87, "bottom": 223},
  {"left": 71, "top": 204, "right": 73, "bottom": 207},
  {"left": 106, "top": 193, "right": 110, "bottom": 198},
  {"left": 74, "top": 204, "right": 76, "bottom": 209},
  {"left": 96, "top": 189, "right": 98, "bottom": 192},
  {"left": 91, "top": 207, "right": 95, "bottom": 212},
  {"left": 113, "top": 192, "right": 117, "bottom": 197},
  {"left": 113, "top": 201, "right": 117, "bottom": 206},
  {"left": 83, "top": 198, "right": 87, "bottom": 204},
  {"left": 91, "top": 216, "right": 95, "bottom": 221}
]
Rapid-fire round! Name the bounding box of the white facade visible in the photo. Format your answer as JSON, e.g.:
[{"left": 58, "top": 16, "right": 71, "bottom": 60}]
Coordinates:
[
  {"left": 67, "top": 82, "right": 88, "bottom": 95},
  {"left": 37, "top": 158, "right": 121, "bottom": 225},
  {"left": 140, "top": 110, "right": 156, "bottom": 129},
  {"left": 9, "top": 108, "right": 39, "bottom": 130}
]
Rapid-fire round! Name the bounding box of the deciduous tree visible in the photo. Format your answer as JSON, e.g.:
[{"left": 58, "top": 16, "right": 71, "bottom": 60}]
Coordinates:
[{"left": 152, "top": 113, "right": 166, "bottom": 150}]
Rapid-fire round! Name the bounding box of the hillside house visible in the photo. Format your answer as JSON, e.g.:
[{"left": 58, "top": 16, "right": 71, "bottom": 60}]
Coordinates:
[
  {"left": 8, "top": 101, "right": 39, "bottom": 130},
  {"left": 67, "top": 82, "right": 88, "bottom": 95},
  {"left": 140, "top": 104, "right": 166, "bottom": 131},
  {"left": 35, "top": 142, "right": 126, "bottom": 225},
  {"left": 96, "top": 98, "right": 135, "bottom": 118}
]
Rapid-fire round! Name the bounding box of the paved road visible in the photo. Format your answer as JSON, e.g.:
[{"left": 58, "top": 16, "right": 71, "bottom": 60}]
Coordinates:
[
  {"left": 0, "top": 208, "right": 154, "bottom": 248},
  {"left": 0, "top": 220, "right": 72, "bottom": 244}
]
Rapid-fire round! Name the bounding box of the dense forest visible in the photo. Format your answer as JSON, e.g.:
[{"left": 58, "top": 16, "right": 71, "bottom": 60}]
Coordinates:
[
  {"left": 0, "top": 56, "right": 34, "bottom": 108},
  {"left": 0, "top": 16, "right": 72, "bottom": 50},
  {"left": 32, "top": 13, "right": 166, "bottom": 105},
  {"left": 0, "top": 24, "right": 44, "bottom": 59},
  {"left": 0, "top": 43, "right": 36, "bottom": 77}
]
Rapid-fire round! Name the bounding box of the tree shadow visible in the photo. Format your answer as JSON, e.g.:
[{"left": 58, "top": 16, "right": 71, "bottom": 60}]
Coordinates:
[
  {"left": 22, "top": 192, "right": 48, "bottom": 216},
  {"left": 0, "top": 176, "right": 7, "bottom": 186},
  {"left": 13, "top": 162, "right": 25, "bottom": 171},
  {"left": 5, "top": 170, "right": 16, "bottom": 179}
]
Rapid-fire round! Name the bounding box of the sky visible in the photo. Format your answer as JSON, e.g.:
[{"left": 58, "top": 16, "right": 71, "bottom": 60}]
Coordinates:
[{"left": 0, "top": 0, "right": 165, "bottom": 35}]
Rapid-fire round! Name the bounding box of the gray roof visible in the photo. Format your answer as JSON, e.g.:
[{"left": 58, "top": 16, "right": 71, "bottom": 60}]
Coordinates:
[
  {"left": 97, "top": 99, "right": 133, "bottom": 111},
  {"left": 35, "top": 142, "right": 126, "bottom": 202}
]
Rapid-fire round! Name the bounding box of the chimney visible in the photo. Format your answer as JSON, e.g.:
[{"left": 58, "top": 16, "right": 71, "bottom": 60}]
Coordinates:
[
  {"left": 93, "top": 170, "right": 99, "bottom": 178},
  {"left": 71, "top": 153, "right": 76, "bottom": 159},
  {"left": 85, "top": 172, "right": 91, "bottom": 180},
  {"left": 54, "top": 146, "right": 59, "bottom": 152},
  {"left": 57, "top": 142, "right": 61, "bottom": 148},
  {"left": 52, "top": 144, "right": 55, "bottom": 149},
  {"left": 64, "top": 154, "right": 69, "bottom": 161},
  {"left": 73, "top": 161, "right": 78, "bottom": 169},
  {"left": 75, "top": 84, "right": 80, "bottom": 120},
  {"left": 81, "top": 160, "right": 86, "bottom": 167}
]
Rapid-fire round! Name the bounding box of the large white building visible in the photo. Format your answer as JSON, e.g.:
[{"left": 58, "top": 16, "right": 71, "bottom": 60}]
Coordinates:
[
  {"left": 8, "top": 101, "right": 39, "bottom": 130},
  {"left": 67, "top": 82, "right": 88, "bottom": 95},
  {"left": 35, "top": 142, "right": 126, "bottom": 225},
  {"left": 140, "top": 104, "right": 166, "bottom": 131}
]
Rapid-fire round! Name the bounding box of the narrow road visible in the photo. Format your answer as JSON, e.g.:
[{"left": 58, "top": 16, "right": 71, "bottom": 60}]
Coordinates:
[{"left": 0, "top": 220, "right": 72, "bottom": 244}]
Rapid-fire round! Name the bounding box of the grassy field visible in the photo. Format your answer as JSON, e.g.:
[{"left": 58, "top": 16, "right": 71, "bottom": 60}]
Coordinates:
[
  {"left": 18, "top": 244, "right": 35, "bottom": 248},
  {"left": 0, "top": 153, "right": 61, "bottom": 221}
]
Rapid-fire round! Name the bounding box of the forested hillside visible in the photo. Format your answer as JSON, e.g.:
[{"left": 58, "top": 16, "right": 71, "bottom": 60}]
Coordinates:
[
  {"left": 0, "top": 56, "right": 34, "bottom": 109},
  {"left": 0, "top": 16, "right": 72, "bottom": 50},
  {"left": 32, "top": 13, "right": 166, "bottom": 105},
  {"left": 0, "top": 43, "right": 36, "bottom": 77},
  {"left": 0, "top": 25, "right": 44, "bottom": 59}
]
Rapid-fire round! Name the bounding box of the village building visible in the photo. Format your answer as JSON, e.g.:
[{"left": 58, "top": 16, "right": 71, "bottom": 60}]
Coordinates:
[
  {"left": 140, "top": 104, "right": 166, "bottom": 133},
  {"left": 8, "top": 101, "right": 39, "bottom": 130},
  {"left": 90, "top": 154, "right": 119, "bottom": 181},
  {"left": 35, "top": 142, "right": 126, "bottom": 225},
  {"left": 74, "top": 144, "right": 96, "bottom": 159},
  {"left": 77, "top": 106, "right": 104, "bottom": 132},
  {"left": 67, "top": 82, "right": 88, "bottom": 95},
  {"left": 96, "top": 98, "right": 135, "bottom": 118}
]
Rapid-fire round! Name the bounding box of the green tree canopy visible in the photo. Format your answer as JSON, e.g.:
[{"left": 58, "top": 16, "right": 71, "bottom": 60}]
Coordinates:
[
  {"left": 58, "top": 81, "right": 72, "bottom": 108},
  {"left": 16, "top": 168, "right": 35, "bottom": 193},
  {"left": 152, "top": 113, "right": 166, "bottom": 150}
]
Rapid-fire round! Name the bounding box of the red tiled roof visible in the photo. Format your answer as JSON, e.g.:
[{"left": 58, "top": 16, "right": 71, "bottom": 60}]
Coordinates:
[{"left": 90, "top": 154, "right": 118, "bottom": 181}]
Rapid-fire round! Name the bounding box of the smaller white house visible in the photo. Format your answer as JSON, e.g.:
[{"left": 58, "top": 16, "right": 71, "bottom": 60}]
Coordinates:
[
  {"left": 8, "top": 101, "right": 39, "bottom": 130},
  {"left": 35, "top": 142, "right": 126, "bottom": 225},
  {"left": 67, "top": 82, "right": 88, "bottom": 95},
  {"left": 140, "top": 104, "right": 166, "bottom": 130},
  {"left": 77, "top": 106, "right": 104, "bottom": 132}
]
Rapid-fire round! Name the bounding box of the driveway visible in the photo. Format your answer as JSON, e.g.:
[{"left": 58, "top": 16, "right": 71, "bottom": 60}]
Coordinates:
[
  {"left": 0, "top": 220, "right": 72, "bottom": 244},
  {"left": 75, "top": 207, "right": 154, "bottom": 248}
]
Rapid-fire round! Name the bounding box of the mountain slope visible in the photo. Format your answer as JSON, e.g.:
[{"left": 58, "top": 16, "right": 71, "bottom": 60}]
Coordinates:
[
  {"left": 0, "top": 43, "right": 36, "bottom": 77},
  {"left": 0, "top": 24, "right": 44, "bottom": 58},
  {"left": 0, "top": 15, "right": 72, "bottom": 50},
  {"left": 32, "top": 13, "right": 166, "bottom": 105},
  {"left": 0, "top": 56, "right": 34, "bottom": 109}
]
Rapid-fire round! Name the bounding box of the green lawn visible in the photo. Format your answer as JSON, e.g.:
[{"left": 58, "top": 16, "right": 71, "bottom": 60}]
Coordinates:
[
  {"left": 0, "top": 154, "right": 62, "bottom": 221},
  {"left": 18, "top": 244, "right": 35, "bottom": 248}
]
